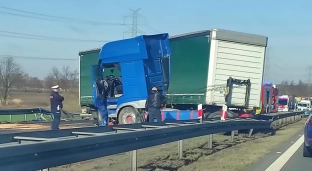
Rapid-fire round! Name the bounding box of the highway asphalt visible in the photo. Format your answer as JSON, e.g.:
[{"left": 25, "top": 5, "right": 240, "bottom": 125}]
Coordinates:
[
  {"left": 280, "top": 144, "right": 310, "bottom": 171},
  {"left": 249, "top": 127, "right": 310, "bottom": 171}
]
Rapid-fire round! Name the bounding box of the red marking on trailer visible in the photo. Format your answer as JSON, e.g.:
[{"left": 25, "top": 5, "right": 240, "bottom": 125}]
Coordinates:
[
  {"left": 161, "top": 111, "right": 165, "bottom": 121},
  {"left": 176, "top": 110, "right": 180, "bottom": 120},
  {"left": 190, "top": 110, "right": 194, "bottom": 119}
]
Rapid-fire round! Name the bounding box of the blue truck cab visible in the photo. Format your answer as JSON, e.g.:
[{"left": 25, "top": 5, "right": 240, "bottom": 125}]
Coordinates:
[{"left": 91, "top": 34, "right": 171, "bottom": 125}]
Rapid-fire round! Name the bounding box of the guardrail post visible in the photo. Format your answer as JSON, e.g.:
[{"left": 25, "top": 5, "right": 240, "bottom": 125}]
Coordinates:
[
  {"left": 230, "top": 130, "right": 235, "bottom": 142},
  {"left": 130, "top": 150, "right": 137, "bottom": 171},
  {"left": 24, "top": 114, "right": 27, "bottom": 121},
  {"left": 178, "top": 140, "right": 183, "bottom": 159},
  {"left": 9, "top": 115, "right": 12, "bottom": 122},
  {"left": 208, "top": 134, "right": 213, "bottom": 149},
  {"left": 248, "top": 129, "right": 254, "bottom": 137}
]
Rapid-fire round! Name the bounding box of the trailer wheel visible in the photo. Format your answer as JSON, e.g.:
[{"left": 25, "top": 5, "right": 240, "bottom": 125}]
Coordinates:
[
  {"left": 207, "top": 111, "right": 221, "bottom": 118},
  {"left": 118, "top": 107, "right": 141, "bottom": 124},
  {"left": 207, "top": 110, "right": 238, "bottom": 119}
]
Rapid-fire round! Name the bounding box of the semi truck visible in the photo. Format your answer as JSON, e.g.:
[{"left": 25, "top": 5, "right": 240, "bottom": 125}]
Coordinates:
[
  {"left": 255, "top": 82, "right": 278, "bottom": 114},
  {"left": 79, "top": 29, "right": 268, "bottom": 125}
]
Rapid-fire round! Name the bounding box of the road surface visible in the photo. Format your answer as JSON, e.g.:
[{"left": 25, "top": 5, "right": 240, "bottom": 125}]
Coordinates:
[{"left": 250, "top": 128, "right": 310, "bottom": 171}]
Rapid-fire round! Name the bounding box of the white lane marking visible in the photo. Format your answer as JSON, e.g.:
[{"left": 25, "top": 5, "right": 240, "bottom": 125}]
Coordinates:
[{"left": 265, "top": 135, "right": 304, "bottom": 171}]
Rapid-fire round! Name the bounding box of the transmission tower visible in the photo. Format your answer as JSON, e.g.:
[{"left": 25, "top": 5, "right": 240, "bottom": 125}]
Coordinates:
[{"left": 123, "top": 8, "right": 145, "bottom": 38}]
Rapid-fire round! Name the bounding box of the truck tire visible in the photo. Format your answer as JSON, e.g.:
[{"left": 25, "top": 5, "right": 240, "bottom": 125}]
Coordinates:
[
  {"left": 207, "top": 110, "right": 238, "bottom": 119},
  {"left": 207, "top": 111, "right": 221, "bottom": 118},
  {"left": 118, "top": 107, "right": 141, "bottom": 124}
]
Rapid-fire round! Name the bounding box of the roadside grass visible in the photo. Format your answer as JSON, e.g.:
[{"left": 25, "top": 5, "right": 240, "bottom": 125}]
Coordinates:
[
  {"left": 178, "top": 119, "right": 305, "bottom": 171},
  {"left": 51, "top": 119, "right": 305, "bottom": 171}
]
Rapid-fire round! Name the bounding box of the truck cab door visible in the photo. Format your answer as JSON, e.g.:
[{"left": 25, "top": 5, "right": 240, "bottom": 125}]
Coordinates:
[
  {"left": 143, "top": 35, "right": 171, "bottom": 94},
  {"left": 91, "top": 65, "right": 108, "bottom": 125},
  {"left": 91, "top": 65, "right": 107, "bottom": 106}
]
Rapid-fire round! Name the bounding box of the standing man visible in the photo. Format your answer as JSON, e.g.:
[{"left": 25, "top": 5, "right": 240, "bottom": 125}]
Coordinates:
[
  {"left": 145, "top": 87, "right": 165, "bottom": 122},
  {"left": 50, "top": 85, "right": 64, "bottom": 130}
]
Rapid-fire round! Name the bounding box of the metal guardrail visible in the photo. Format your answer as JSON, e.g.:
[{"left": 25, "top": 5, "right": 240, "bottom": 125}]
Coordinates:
[
  {"left": 0, "top": 108, "right": 79, "bottom": 122},
  {"left": 0, "top": 108, "right": 52, "bottom": 122},
  {"left": 0, "top": 111, "right": 304, "bottom": 171}
]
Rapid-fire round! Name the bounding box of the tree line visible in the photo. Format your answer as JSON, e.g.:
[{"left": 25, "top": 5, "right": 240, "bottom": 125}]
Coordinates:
[
  {"left": 0, "top": 57, "right": 78, "bottom": 105},
  {"left": 278, "top": 80, "right": 311, "bottom": 97},
  {"left": 0, "top": 56, "right": 310, "bottom": 105}
]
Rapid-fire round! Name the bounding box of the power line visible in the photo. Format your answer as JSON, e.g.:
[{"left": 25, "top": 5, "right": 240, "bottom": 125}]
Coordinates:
[
  {"left": 145, "top": 25, "right": 161, "bottom": 33},
  {"left": 0, "top": 5, "right": 161, "bottom": 36},
  {"left": 0, "top": 30, "right": 110, "bottom": 42},
  {"left": 0, "top": 54, "right": 77, "bottom": 60},
  {"left": 0, "top": 6, "right": 126, "bottom": 26}
]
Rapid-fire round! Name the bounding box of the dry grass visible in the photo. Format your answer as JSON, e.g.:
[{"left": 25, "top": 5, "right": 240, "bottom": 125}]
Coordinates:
[
  {"left": 178, "top": 119, "right": 305, "bottom": 171},
  {"left": 50, "top": 119, "right": 304, "bottom": 171},
  {"left": 1, "top": 91, "right": 80, "bottom": 113},
  {"left": 51, "top": 135, "right": 229, "bottom": 171}
]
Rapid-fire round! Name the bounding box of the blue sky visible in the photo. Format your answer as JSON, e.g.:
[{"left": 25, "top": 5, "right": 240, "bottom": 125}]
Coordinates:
[{"left": 0, "top": 0, "right": 310, "bottom": 84}]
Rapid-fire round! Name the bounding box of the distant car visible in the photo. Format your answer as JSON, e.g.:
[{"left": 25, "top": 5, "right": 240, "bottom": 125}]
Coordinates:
[{"left": 304, "top": 114, "right": 312, "bottom": 157}]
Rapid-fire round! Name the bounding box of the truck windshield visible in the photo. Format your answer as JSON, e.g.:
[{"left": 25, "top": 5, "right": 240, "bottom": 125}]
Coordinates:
[
  {"left": 278, "top": 99, "right": 288, "bottom": 105},
  {"left": 298, "top": 103, "right": 308, "bottom": 107}
]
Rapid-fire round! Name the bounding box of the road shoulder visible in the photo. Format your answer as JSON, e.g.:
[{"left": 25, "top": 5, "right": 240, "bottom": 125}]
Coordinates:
[
  {"left": 178, "top": 119, "right": 305, "bottom": 171},
  {"left": 248, "top": 126, "right": 304, "bottom": 171}
]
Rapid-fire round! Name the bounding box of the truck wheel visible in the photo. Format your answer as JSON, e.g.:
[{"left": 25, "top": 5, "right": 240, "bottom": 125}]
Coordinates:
[
  {"left": 118, "top": 107, "right": 141, "bottom": 124},
  {"left": 207, "top": 111, "right": 221, "bottom": 118},
  {"left": 207, "top": 110, "right": 237, "bottom": 119}
]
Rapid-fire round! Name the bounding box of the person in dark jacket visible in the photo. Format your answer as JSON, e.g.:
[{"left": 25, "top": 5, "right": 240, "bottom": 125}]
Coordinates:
[
  {"left": 50, "top": 85, "right": 64, "bottom": 130},
  {"left": 145, "top": 87, "right": 165, "bottom": 122}
]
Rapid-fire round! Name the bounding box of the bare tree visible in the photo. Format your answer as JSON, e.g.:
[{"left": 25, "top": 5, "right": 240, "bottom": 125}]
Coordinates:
[
  {"left": 28, "top": 77, "right": 43, "bottom": 92},
  {"left": 69, "top": 69, "right": 78, "bottom": 89},
  {"left": 44, "top": 75, "right": 56, "bottom": 89},
  {"left": 45, "top": 65, "right": 78, "bottom": 92},
  {"left": 61, "top": 66, "right": 71, "bottom": 92},
  {"left": 0, "top": 57, "right": 23, "bottom": 105}
]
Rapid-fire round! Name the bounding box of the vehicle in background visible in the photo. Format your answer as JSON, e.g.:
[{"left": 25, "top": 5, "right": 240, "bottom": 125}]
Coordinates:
[
  {"left": 255, "top": 82, "right": 279, "bottom": 114},
  {"left": 303, "top": 114, "right": 312, "bottom": 157},
  {"left": 288, "top": 95, "right": 296, "bottom": 109},
  {"left": 272, "top": 85, "right": 279, "bottom": 112},
  {"left": 79, "top": 29, "right": 268, "bottom": 125},
  {"left": 278, "top": 95, "right": 291, "bottom": 112},
  {"left": 298, "top": 100, "right": 311, "bottom": 111}
]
